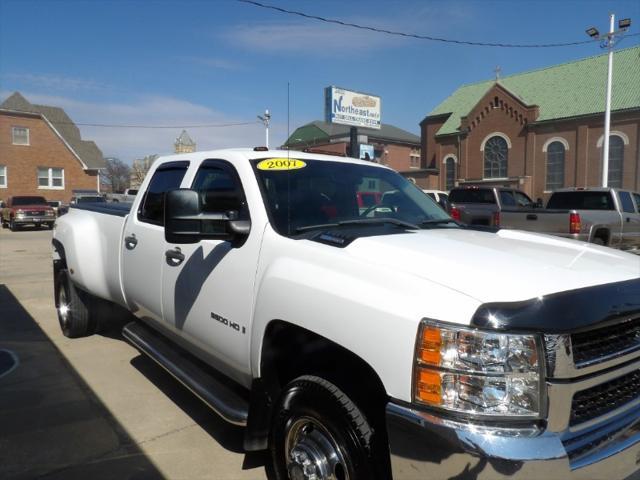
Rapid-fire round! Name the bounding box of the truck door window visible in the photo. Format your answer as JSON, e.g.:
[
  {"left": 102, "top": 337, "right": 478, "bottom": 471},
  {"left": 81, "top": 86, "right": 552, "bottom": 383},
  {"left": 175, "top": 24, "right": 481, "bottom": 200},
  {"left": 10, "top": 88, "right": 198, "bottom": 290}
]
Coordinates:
[
  {"left": 138, "top": 162, "right": 189, "bottom": 226},
  {"left": 513, "top": 191, "right": 533, "bottom": 208},
  {"left": 191, "top": 161, "right": 249, "bottom": 219},
  {"left": 618, "top": 191, "right": 636, "bottom": 214},
  {"left": 499, "top": 191, "right": 517, "bottom": 207},
  {"left": 632, "top": 193, "right": 640, "bottom": 213}
]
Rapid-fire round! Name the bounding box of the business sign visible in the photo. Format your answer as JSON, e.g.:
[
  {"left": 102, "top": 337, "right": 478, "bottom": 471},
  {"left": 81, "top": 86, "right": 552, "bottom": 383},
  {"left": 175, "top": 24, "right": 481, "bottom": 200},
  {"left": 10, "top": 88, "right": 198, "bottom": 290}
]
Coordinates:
[
  {"left": 359, "top": 144, "right": 375, "bottom": 161},
  {"left": 325, "top": 86, "right": 381, "bottom": 130}
]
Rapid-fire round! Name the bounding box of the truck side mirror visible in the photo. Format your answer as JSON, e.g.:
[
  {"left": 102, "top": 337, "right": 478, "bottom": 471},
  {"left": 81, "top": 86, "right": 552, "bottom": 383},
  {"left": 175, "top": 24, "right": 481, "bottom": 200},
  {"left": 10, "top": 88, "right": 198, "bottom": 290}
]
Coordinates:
[{"left": 164, "top": 189, "right": 251, "bottom": 244}]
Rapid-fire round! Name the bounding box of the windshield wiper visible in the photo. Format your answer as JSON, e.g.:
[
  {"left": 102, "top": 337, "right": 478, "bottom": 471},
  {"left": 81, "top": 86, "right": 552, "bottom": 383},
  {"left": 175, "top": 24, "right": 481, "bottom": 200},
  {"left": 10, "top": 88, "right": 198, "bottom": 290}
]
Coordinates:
[
  {"left": 419, "top": 218, "right": 460, "bottom": 228},
  {"left": 295, "top": 218, "right": 419, "bottom": 233},
  {"left": 337, "top": 218, "right": 419, "bottom": 229}
]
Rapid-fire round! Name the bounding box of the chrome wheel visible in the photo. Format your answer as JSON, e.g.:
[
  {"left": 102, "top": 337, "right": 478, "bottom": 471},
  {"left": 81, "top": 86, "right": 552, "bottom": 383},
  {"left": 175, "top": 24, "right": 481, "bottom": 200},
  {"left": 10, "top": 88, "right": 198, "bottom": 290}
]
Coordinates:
[
  {"left": 58, "top": 285, "right": 70, "bottom": 329},
  {"left": 285, "top": 416, "right": 349, "bottom": 480}
]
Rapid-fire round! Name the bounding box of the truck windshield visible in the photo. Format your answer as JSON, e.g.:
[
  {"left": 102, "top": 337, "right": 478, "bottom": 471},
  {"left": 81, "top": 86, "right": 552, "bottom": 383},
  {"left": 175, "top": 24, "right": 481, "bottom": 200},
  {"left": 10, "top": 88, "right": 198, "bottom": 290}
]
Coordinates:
[
  {"left": 252, "top": 158, "right": 451, "bottom": 236},
  {"left": 12, "top": 196, "right": 47, "bottom": 206},
  {"left": 449, "top": 189, "right": 496, "bottom": 204},
  {"left": 547, "top": 191, "right": 614, "bottom": 210}
]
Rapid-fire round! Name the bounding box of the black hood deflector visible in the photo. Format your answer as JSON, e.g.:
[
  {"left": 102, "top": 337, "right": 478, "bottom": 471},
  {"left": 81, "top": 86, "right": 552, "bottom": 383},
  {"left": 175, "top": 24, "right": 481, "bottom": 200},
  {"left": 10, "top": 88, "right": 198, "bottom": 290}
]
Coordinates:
[{"left": 471, "top": 277, "right": 640, "bottom": 333}]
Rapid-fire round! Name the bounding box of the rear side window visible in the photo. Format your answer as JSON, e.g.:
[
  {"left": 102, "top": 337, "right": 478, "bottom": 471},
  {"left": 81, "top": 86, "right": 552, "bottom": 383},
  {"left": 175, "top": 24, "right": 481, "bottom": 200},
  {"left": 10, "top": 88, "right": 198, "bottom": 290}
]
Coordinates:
[
  {"left": 138, "top": 161, "right": 189, "bottom": 225},
  {"left": 546, "top": 191, "right": 614, "bottom": 210},
  {"left": 619, "top": 191, "right": 636, "bottom": 213},
  {"left": 499, "top": 191, "right": 517, "bottom": 207},
  {"left": 633, "top": 193, "right": 640, "bottom": 212},
  {"left": 449, "top": 189, "right": 496, "bottom": 204}
]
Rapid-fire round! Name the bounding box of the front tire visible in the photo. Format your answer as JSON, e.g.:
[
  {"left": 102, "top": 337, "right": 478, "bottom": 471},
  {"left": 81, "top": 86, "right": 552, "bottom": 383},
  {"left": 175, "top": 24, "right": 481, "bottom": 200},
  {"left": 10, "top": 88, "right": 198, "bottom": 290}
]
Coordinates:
[
  {"left": 269, "top": 375, "right": 383, "bottom": 480},
  {"left": 55, "top": 269, "right": 95, "bottom": 338}
]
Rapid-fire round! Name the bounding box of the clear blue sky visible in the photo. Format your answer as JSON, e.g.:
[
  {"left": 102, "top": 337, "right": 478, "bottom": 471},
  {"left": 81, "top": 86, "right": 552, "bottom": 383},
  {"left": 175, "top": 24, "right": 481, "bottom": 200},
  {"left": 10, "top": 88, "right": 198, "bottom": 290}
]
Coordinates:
[{"left": 1, "top": 0, "right": 638, "bottom": 162}]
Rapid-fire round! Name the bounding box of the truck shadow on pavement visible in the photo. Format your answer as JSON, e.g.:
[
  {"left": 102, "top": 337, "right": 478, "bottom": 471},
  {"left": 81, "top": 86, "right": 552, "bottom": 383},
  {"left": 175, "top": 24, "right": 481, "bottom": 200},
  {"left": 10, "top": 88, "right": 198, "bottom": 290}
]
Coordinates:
[
  {"left": 0, "top": 284, "right": 165, "bottom": 480},
  {"left": 100, "top": 315, "right": 268, "bottom": 473}
]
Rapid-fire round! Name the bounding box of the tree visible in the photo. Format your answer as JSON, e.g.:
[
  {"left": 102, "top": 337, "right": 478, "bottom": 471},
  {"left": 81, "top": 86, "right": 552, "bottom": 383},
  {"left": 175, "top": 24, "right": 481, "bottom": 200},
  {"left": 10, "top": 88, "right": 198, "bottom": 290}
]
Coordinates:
[
  {"left": 130, "top": 154, "right": 159, "bottom": 189},
  {"left": 101, "top": 157, "right": 131, "bottom": 193}
]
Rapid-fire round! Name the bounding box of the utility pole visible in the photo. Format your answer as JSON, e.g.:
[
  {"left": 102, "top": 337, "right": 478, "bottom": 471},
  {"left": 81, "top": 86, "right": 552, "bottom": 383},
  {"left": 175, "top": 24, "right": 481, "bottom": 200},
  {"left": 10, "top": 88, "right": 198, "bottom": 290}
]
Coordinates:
[
  {"left": 257, "top": 109, "right": 271, "bottom": 148},
  {"left": 585, "top": 15, "right": 632, "bottom": 187}
]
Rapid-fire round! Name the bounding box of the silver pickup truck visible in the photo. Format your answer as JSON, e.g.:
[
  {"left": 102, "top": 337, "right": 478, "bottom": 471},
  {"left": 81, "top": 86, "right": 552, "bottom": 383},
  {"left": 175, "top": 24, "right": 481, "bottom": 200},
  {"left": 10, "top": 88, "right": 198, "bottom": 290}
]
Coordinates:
[{"left": 449, "top": 186, "right": 640, "bottom": 251}]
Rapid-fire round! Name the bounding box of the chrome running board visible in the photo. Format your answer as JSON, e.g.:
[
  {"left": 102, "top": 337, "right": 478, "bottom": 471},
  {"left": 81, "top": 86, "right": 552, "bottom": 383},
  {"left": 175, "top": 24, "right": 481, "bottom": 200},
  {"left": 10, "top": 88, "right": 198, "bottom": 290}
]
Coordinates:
[{"left": 122, "top": 321, "right": 249, "bottom": 426}]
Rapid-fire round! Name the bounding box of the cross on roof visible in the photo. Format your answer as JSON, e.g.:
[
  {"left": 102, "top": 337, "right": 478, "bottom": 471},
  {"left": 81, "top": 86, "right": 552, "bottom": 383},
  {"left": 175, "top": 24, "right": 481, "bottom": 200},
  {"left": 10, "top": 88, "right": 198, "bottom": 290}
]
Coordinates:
[{"left": 494, "top": 65, "right": 502, "bottom": 81}]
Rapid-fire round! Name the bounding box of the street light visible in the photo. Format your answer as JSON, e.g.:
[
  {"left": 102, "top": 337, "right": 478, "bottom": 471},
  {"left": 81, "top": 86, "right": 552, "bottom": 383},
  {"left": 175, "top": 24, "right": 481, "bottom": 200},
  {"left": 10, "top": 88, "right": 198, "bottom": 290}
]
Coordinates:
[
  {"left": 257, "top": 109, "right": 271, "bottom": 149},
  {"left": 585, "top": 14, "right": 632, "bottom": 187}
]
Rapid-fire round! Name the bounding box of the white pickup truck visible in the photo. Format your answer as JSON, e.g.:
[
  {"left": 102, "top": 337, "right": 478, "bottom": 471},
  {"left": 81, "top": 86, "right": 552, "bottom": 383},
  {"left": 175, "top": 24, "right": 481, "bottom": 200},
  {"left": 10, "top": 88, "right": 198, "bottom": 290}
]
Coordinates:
[
  {"left": 52, "top": 148, "right": 640, "bottom": 480},
  {"left": 106, "top": 188, "right": 138, "bottom": 203}
]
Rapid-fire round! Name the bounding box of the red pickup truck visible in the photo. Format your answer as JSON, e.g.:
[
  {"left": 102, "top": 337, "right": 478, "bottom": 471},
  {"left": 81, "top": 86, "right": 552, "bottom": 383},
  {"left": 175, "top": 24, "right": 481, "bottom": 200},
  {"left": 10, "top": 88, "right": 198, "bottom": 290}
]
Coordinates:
[{"left": 1, "top": 196, "right": 56, "bottom": 231}]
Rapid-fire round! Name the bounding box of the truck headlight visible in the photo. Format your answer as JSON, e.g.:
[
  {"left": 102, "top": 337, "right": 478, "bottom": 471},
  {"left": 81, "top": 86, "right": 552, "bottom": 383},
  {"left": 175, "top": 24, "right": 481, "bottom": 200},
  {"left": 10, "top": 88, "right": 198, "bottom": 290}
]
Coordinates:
[{"left": 414, "top": 320, "right": 544, "bottom": 418}]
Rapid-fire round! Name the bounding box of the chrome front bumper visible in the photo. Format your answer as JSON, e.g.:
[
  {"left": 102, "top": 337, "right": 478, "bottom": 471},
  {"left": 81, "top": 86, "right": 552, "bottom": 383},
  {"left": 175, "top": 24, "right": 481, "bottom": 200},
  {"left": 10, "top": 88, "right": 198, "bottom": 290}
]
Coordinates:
[
  {"left": 14, "top": 216, "right": 54, "bottom": 224},
  {"left": 386, "top": 402, "right": 640, "bottom": 480}
]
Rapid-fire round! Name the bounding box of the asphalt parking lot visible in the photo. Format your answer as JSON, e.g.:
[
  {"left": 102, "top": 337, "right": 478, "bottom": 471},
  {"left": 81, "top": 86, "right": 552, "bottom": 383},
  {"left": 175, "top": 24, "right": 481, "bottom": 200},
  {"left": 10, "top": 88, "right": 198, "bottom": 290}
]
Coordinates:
[{"left": 0, "top": 226, "right": 268, "bottom": 480}]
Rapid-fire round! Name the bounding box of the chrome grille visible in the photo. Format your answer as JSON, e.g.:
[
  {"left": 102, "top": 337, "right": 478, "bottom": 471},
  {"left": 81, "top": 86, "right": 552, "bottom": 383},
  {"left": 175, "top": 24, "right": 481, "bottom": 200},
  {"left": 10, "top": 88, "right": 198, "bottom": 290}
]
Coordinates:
[
  {"left": 25, "top": 210, "right": 45, "bottom": 216},
  {"left": 571, "top": 317, "right": 640, "bottom": 367},
  {"left": 570, "top": 369, "right": 640, "bottom": 426}
]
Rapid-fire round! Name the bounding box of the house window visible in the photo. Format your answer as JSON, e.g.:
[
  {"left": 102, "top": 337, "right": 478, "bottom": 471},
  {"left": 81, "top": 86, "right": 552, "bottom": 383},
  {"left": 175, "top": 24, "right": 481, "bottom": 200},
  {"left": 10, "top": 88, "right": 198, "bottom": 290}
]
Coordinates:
[
  {"left": 0, "top": 165, "right": 6, "bottom": 188},
  {"left": 12, "top": 127, "right": 30, "bottom": 145},
  {"left": 608, "top": 135, "right": 624, "bottom": 188},
  {"left": 37, "top": 167, "right": 64, "bottom": 189},
  {"left": 483, "top": 136, "right": 508, "bottom": 178},
  {"left": 445, "top": 157, "right": 456, "bottom": 191},
  {"left": 409, "top": 148, "right": 420, "bottom": 169},
  {"left": 545, "top": 141, "right": 565, "bottom": 191}
]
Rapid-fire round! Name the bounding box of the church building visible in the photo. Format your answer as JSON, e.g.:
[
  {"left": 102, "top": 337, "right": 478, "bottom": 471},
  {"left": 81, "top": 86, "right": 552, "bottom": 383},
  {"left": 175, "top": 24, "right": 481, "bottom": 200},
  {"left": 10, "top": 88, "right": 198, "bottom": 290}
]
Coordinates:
[{"left": 420, "top": 46, "right": 640, "bottom": 200}]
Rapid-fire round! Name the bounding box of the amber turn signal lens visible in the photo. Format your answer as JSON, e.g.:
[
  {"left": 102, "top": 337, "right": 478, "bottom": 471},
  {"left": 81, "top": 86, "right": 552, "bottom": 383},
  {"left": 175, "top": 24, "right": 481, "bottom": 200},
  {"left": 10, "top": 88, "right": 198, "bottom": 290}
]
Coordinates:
[
  {"left": 416, "top": 369, "right": 442, "bottom": 405},
  {"left": 419, "top": 326, "right": 442, "bottom": 365}
]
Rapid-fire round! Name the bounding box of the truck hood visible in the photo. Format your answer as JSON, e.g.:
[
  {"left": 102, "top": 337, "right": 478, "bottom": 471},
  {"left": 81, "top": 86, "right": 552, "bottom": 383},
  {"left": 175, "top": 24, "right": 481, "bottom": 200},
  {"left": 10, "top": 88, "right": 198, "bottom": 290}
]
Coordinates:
[{"left": 344, "top": 227, "right": 640, "bottom": 303}]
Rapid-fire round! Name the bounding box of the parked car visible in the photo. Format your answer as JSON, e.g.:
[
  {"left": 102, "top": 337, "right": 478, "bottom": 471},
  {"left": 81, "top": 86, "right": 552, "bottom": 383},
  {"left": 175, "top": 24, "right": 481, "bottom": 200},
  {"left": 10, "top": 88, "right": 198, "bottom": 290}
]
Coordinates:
[
  {"left": 545, "top": 187, "right": 640, "bottom": 250},
  {"left": 106, "top": 188, "right": 138, "bottom": 203},
  {"left": 448, "top": 186, "right": 640, "bottom": 251},
  {"left": 422, "top": 189, "right": 449, "bottom": 210},
  {"left": 448, "top": 186, "right": 540, "bottom": 226},
  {"left": 1, "top": 195, "right": 56, "bottom": 230},
  {"left": 46, "top": 200, "right": 69, "bottom": 217},
  {"left": 52, "top": 149, "right": 640, "bottom": 480},
  {"left": 69, "top": 190, "right": 106, "bottom": 205}
]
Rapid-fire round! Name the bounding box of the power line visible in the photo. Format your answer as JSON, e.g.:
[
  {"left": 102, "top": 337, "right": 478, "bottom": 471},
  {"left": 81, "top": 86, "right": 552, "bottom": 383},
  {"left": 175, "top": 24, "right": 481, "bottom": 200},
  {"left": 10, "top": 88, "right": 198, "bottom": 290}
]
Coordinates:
[
  {"left": 238, "top": 0, "right": 638, "bottom": 48},
  {"left": 67, "top": 120, "right": 260, "bottom": 129}
]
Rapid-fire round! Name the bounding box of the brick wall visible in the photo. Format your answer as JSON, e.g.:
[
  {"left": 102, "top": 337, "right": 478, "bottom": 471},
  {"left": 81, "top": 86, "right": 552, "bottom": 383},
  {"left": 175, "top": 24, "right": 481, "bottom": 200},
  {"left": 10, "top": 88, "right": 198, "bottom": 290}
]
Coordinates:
[
  {"left": 422, "top": 85, "right": 640, "bottom": 198},
  {"left": 0, "top": 112, "right": 98, "bottom": 203}
]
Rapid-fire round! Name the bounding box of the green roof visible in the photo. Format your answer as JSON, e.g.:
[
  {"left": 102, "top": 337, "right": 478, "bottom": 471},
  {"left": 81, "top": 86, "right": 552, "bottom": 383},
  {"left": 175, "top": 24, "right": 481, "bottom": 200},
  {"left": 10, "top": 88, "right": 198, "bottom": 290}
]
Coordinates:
[
  {"left": 285, "top": 120, "right": 420, "bottom": 147},
  {"left": 429, "top": 45, "right": 640, "bottom": 136}
]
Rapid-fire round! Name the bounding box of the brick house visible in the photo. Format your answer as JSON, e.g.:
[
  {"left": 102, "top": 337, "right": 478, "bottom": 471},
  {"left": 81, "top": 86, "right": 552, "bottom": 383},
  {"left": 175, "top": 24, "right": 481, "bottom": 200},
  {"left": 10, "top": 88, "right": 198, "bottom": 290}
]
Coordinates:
[
  {"left": 0, "top": 92, "right": 105, "bottom": 203},
  {"left": 284, "top": 121, "right": 433, "bottom": 183},
  {"left": 420, "top": 46, "right": 640, "bottom": 200}
]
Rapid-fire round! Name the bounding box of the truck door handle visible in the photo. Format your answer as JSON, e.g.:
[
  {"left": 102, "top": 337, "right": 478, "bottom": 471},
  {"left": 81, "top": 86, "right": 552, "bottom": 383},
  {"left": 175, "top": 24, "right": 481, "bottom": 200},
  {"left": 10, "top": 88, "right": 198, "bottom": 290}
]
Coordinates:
[
  {"left": 526, "top": 214, "right": 538, "bottom": 220},
  {"left": 124, "top": 234, "right": 138, "bottom": 250},
  {"left": 165, "top": 247, "right": 185, "bottom": 266}
]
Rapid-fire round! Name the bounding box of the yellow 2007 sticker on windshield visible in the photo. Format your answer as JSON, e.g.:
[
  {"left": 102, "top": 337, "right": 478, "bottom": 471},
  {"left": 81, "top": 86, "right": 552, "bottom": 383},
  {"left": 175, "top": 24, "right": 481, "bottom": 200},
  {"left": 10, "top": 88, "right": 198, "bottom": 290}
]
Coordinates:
[{"left": 257, "top": 158, "right": 306, "bottom": 171}]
